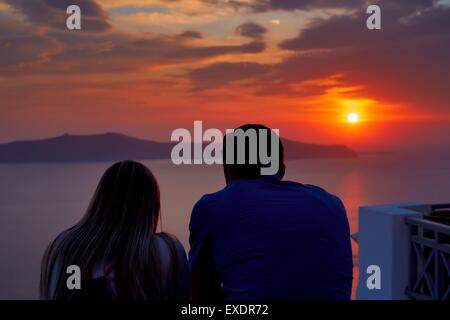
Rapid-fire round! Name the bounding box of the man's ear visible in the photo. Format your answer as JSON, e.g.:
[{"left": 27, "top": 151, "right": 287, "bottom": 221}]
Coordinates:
[{"left": 277, "top": 163, "right": 286, "bottom": 180}]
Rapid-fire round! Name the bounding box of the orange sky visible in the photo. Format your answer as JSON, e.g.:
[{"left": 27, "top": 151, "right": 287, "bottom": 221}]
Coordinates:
[{"left": 1, "top": 0, "right": 449, "bottom": 150}]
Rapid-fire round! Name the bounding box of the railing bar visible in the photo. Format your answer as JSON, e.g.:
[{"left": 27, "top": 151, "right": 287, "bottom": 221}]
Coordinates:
[
  {"left": 410, "top": 236, "right": 450, "bottom": 254},
  {"left": 406, "top": 211, "right": 450, "bottom": 300},
  {"left": 405, "top": 289, "right": 434, "bottom": 300},
  {"left": 431, "top": 203, "right": 450, "bottom": 210},
  {"left": 434, "top": 249, "right": 440, "bottom": 299},
  {"left": 422, "top": 251, "right": 436, "bottom": 297},
  {"left": 409, "top": 241, "right": 418, "bottom": 297},
  {"left": 441, "top": 252, "right": 450, "bottom": 276},
  {"left": 405, "top": 217, "right": 450, "bottom": 235},
  {"left": 413, "top": 243, "right": 424, "bottom": 292},
  {"left": 442, "top": 286, "right": 450, "bottom": 300}
]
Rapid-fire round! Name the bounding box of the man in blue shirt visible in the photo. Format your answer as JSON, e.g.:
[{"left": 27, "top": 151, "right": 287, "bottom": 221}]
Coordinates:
[{"left": 189, "top": 124, "right": 353, "bottom": 300}]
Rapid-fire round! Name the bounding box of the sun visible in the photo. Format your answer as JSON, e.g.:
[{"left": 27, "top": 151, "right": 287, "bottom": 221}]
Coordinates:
[{"left": 347, "top": 112, "right": 360, "bottom": 124}]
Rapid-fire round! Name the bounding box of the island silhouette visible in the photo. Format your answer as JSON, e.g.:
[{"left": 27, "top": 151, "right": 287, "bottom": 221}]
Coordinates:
[{"left": 0, "top": 133, "right": 357, "bottom": 163}]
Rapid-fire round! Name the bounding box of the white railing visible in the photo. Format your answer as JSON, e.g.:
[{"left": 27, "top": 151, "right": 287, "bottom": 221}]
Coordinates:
[
  {"left": 355, "top": 203, "right": 450, "bottom": 300},
  {"left": 405, "top": 212, "right": 450, "bottom": 300}
]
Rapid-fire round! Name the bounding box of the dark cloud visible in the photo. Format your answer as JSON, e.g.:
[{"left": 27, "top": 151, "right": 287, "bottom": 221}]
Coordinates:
[
  {"left": 189, "top": 62, "right": 272, "bottom": 89},
  {"left": 3, "top": 0, "right": 449, "bottom": 114},
  {"left": 236, "top": 22, "right": 268, "bottom": 40},
  {"left": 0, "top": 19, "right": 62, "bottom": 72},
  {"left": 0, "top": 17, "right": 266, "bottom": 75},
  {"left": 178, "top": 30, "right": 204, "bottom": 40},
  {"left": 199, "top": 0, "right": 366, "bottom": 12},
  {"left": 200, "top": 0, "right": 440, "bottom": 13},
  {"left": 127, "top": 36, "right": 265, "bottom": 61},
  {"left": 0, "top": 0, "right": 267, "bottom": 75},
  {"left": 189, "top": 0, "right": 450, "bottom": 111},
  {"left": 6, "top": 0, "right": 111, "bottom": 32},
  {"left": 286, "top": 1, "right": 450, "bottom": 110},
  {"left": 198, "top": 0, "right": 270, "bottom": 13},
  {"left": 279, "top": 1, "right": 446, "bottom": 51},
  {"left": 269, "top": 0, "right": 363, "bottom": 10},
  {"left": 43, "top": 0, "right": 105, "bottom": 16}
]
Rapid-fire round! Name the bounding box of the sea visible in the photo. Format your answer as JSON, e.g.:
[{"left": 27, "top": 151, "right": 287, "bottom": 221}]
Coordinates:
[{"left": 1, "top": 151, "right": 450, "bottom": 299}]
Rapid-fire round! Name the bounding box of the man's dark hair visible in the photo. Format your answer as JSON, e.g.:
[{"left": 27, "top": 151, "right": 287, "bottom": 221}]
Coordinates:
[{"left": 222, "top": 124, "right": 284, "bottom": 181}]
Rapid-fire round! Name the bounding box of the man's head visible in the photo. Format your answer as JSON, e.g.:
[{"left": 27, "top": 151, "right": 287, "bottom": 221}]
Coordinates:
[{"left": 222, "top": 124, "right": 285, "bottom": 184}]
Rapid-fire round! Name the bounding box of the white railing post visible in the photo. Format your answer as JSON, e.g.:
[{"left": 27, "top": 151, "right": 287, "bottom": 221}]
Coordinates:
[{"left": 356, "top": 203, "right": 423, "bottom": 300}]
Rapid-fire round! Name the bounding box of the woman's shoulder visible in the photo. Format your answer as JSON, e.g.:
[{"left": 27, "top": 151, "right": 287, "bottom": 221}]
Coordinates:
[
  {"left": 44, "top": 228, "right": 76, "bottom": 270},
  {"left": 154, "top": 232, "right": 186, "bottom": 257},
  {"left": 154, "top": 233, "right": 189, "bottom": 300}
]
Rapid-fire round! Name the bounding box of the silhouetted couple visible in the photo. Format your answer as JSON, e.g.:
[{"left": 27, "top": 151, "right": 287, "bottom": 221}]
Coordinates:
[{"left": 40, "top": 124, "right": 353, "bottom": 300}]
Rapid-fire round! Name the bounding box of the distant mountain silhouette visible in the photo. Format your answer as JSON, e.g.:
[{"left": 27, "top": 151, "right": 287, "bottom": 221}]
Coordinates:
[
  {"left": 282, "top": 139, "right": 357, "bottom": 159},
  {"left": 0, "top": 133, "right": 357, "bottom": 163}
]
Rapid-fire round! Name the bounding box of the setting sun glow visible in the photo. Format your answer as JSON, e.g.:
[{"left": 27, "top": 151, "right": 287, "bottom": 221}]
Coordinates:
[{"left": 347, "top": 112, "right": 360, "bottom": 124}]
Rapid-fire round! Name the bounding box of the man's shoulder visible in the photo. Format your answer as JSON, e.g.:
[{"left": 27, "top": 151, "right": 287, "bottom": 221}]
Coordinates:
[
  {"left": 192, "top": 188, "right": 226, "bottom": 212},
  {"left": 192, "top": 179, "right": 345, "bottom": 216},
  {"left": 302, "top": 183, "right": 336, "bottom": 198},
  {"left": 280, "top": 179, "right": 330, "bottom": 195},
  {"left": 189, "top": 189, "right": 229, "bottom": 233},
  {"left": 282, "top": 180, "right": 344, "bottom": 209}
]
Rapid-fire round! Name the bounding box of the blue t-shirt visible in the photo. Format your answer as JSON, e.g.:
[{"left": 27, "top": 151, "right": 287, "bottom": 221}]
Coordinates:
[{"left": 189, "top": 176, "right": 353, "bottom": 300}]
